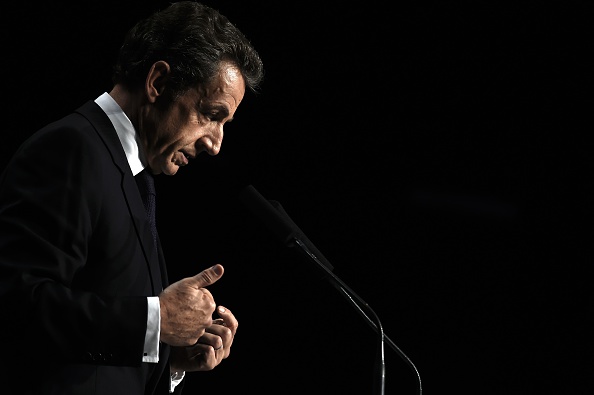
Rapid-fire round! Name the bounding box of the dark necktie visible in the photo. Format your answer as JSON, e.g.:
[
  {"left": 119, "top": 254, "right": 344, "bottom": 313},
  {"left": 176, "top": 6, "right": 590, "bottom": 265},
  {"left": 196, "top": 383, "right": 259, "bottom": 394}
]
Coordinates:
[
  {"left": 135, "top": 168, "right": 158, "bottom": 248},
  {"left": 135, "top": 168, "right": 166, "bottom": 296}
]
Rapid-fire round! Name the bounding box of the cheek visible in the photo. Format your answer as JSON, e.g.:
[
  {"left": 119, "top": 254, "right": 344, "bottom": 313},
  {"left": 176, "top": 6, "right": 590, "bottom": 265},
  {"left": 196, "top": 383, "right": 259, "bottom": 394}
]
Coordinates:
[
  {"left": 158, "top": 124, "right": 195, "bottom": 149},
  {"left": 178, "top": 127, "right": 202, "bottom": 147},
  {"left": 156, "top": 106, "right": 204, "bottom": 150},
  {"left": 157, "top": 106, "right": 197, "bottom": 143}
]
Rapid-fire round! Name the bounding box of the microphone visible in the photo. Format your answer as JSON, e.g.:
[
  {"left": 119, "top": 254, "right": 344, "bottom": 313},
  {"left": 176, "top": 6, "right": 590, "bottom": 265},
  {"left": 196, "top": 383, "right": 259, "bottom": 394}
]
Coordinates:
[{"left": 238, "top": 184, "right": 334, "bottom": 274}]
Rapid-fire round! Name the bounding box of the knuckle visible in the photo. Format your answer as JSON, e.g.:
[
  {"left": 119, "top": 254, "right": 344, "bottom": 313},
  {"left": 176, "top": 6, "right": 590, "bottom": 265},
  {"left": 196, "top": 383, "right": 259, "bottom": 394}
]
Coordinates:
[
  {"left": 222, "top": 332, "right": 233, "bottom": 343},
  {"left": 221, "top": 326, "right": 232, "bottom": 339},
  {"left": 200, "top": 273, "right": 213, "bottom": 284}
]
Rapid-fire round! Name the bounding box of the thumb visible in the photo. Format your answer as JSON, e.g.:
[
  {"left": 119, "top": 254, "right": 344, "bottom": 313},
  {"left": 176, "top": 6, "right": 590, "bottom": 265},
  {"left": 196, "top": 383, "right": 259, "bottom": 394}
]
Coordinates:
[{"left": 190, "top": 264, "right": 224, "bottom": 288}]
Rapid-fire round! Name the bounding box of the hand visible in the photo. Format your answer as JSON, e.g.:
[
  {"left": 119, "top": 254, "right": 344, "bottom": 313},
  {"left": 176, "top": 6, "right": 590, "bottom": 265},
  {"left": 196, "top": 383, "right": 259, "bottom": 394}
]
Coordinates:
[
  {"left": 170, "top": 305, "right": 238, "bottom": 372},
  {"left": 159, "top": 264, "right": 224, "bottom": 346}
]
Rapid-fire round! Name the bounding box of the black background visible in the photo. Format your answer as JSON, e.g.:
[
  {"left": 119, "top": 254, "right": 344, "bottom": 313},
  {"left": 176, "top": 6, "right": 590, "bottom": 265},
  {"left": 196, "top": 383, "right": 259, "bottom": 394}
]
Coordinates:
[{"left": 1, "top": 1, "right": 592, "bottom": 394}]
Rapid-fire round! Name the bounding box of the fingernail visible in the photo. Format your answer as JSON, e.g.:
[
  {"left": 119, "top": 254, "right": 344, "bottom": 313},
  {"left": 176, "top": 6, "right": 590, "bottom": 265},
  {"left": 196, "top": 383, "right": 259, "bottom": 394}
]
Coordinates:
[
  {"left": 211, "top": 264, "right": 223, "bottom": 275},
  {"left": 218, "top": 306, "right": 226, "bottom": 313}
]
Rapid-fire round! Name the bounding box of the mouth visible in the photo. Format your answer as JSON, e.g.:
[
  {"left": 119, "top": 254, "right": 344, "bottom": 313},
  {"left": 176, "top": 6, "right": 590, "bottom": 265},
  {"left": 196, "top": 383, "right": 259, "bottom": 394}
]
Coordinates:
[{"left": 173, "top": 150, "right": 192, "bottom": 166}]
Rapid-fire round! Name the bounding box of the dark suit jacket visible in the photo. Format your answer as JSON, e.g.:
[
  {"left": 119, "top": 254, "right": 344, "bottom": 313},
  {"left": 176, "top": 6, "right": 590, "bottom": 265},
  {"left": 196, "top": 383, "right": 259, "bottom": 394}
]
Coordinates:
[{"left": 0, "top": 101, "right": 180, "bottom": 394}]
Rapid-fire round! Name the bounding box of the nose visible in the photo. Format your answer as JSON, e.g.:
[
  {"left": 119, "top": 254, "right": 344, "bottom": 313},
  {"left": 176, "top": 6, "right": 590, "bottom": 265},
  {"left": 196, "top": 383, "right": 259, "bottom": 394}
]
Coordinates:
[
  {"left": 208, "top": 142, "right": 221, "bottom": 156},
  {"left": 202, "top": 127, "right": 224, "bottom": 156}
]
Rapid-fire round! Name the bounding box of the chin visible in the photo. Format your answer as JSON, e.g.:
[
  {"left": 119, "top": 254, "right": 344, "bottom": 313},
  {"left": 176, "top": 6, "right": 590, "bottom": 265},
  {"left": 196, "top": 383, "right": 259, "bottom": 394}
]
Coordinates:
[
  {"left": 163, "top": 167, "right": 179, "bottom": 176},
  {"left": 158, "top": 158, "right": 180, "bottom": 176}
]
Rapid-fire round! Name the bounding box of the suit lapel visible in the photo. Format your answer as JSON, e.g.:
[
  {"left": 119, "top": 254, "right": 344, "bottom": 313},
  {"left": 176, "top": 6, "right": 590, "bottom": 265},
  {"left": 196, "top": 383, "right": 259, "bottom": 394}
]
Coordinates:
[{"left": 75, "top": 101, "right": 164, "bottom": 294}]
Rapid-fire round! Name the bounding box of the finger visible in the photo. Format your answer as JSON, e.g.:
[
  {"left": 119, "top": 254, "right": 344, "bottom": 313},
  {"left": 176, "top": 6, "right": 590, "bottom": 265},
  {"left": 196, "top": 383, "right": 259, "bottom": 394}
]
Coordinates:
[
  {"left": 216, "top": 306, "right": 238, "bottom": 335},
  {"left": 189, "top": 264, "right": 224, "bottom": 289},
  {"left": 191, "top": 339, "right": 226, "bottom": 366},
  {"left": 187, "top": 342, "right": 218, "bottom": 369},
  {"left": 204, "top": 324, "right": 232, "bottom": 348},
  {"left": 205, "top": 313, "right": 235, "bottom": 360},
  {"left": 196, "top": 331, "right": 223, "bottom": 351}
]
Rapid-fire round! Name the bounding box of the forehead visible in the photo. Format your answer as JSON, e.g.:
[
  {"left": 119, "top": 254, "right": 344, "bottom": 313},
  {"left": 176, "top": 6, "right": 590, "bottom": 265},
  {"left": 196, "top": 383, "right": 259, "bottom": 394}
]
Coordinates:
[{"left": 202, "top": 63, "right": 246, "bottom": 106}]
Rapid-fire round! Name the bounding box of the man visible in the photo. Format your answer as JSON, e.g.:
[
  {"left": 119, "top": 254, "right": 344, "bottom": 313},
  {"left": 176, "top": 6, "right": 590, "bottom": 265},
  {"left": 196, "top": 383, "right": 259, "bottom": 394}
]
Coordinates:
[{"left": 0, "top": 1, "right": 264, "bottom": 394}]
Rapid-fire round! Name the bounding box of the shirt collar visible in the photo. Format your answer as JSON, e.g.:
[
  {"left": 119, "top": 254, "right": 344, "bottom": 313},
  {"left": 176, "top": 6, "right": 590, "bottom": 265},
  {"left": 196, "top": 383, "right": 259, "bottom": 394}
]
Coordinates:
[{"left": 94, "top": 92, "right": 146, "bottom": 176}]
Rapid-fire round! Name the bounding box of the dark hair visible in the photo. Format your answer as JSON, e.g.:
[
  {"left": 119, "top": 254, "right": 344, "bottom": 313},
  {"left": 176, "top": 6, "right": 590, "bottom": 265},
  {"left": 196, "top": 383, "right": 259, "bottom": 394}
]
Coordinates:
[{"left": 112, "top": 1, "right": 264, "bottom": 97}]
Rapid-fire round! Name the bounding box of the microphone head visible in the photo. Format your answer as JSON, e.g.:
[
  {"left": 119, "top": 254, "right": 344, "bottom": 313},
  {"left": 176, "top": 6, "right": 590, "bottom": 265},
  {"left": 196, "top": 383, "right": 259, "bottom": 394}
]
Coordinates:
[
  {"left": 238, "top": 184, "right": 334, "bottom": 275},
  {"left": 238, "top": 185, "right": 298, "bottom": 246}
]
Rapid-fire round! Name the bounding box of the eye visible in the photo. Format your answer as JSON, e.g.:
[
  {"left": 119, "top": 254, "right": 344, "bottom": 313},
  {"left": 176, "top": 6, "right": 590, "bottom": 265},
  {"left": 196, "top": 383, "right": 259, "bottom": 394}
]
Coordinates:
[
  {"left": 206, "top": 112, "right": 219, "bottom": 121},
  {"left": 200, "top": 110, "right": 220, "bottom": 122},
  {"left": 198, "top": 105, "right": 229, "bottom": 122}
]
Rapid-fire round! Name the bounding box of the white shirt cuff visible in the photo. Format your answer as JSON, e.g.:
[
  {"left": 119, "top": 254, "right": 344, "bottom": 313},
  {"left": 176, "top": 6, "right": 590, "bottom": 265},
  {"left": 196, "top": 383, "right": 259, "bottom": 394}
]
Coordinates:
[{"left": 142, "top": 296, "right": 160, "bottom": 363}]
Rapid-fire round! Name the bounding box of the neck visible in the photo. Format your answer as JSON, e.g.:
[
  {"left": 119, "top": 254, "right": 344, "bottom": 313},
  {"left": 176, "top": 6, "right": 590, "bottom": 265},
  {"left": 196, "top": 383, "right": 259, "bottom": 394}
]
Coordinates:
[{"left": 109, "top": 85, "right": 142, "bottom": 128}]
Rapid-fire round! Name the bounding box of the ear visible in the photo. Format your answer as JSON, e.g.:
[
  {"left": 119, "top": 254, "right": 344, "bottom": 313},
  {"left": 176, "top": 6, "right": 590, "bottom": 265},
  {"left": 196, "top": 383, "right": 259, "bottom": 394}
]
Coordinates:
[{"left": 145, "top": 61, "right": 171, "bottom": 103}]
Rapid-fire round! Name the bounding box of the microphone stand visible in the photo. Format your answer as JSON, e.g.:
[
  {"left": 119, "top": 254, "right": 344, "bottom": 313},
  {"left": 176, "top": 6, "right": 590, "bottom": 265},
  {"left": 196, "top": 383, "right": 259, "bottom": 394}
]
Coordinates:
[
  {"left": 292, "top": 238, "right": 422, "bottom": 395},
  {"left": 237, "top": 185, "right": 421, "bottom": 395}
]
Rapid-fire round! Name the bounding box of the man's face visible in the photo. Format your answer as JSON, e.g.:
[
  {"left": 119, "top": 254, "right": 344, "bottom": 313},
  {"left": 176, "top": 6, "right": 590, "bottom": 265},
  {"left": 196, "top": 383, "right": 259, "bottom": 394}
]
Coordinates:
[{"left": 142, "top": 63, "right": 246, "bottom": 176}]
